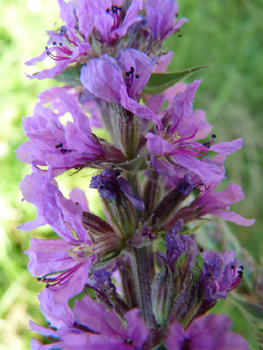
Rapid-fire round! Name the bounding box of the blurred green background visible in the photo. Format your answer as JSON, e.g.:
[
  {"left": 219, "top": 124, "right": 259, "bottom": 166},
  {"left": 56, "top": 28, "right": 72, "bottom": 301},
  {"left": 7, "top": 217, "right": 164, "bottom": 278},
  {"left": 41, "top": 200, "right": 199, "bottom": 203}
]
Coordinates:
[{"left": 0, "top": 0, "right": 262, "bottom": 348}]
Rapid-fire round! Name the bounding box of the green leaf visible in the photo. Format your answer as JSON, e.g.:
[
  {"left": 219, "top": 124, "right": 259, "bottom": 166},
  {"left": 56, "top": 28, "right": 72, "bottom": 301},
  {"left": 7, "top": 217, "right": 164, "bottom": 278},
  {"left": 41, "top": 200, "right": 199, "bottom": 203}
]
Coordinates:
[
  {"left": 111, "top": 156, "right": 148, "bottom": 172},
  {"left": 54, "top": 65, "right": 82, "bottom": 86},
  {"left": 143, "top": 66, "right": 209, "bottom": 94}
]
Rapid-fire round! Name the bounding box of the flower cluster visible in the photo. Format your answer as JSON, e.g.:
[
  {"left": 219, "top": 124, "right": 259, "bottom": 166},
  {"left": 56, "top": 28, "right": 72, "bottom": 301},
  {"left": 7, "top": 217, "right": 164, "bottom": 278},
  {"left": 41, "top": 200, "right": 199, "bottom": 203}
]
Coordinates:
[{"left": 18, "top": 0, "right": 255, "bottom": 349}]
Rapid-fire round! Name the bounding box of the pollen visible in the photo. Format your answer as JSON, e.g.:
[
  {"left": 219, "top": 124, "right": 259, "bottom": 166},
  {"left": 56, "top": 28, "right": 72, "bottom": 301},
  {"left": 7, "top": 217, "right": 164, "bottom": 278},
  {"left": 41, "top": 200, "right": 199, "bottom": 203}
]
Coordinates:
[{"left": 172, "top": 131, "right": 181, "bottom": 141}]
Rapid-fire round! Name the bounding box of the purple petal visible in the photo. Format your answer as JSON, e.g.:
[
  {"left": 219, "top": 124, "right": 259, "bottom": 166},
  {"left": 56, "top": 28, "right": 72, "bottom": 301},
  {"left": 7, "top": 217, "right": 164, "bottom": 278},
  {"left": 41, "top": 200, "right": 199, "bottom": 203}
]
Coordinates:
[
  {"left": 38, "top": 288, "right": 75, "bottom": 328},
  {"left": 209, "top": 209, "right": 255, "bottom": 226},
  {"left": 81, "top": 55, "right": 162, "bottom": 129},
  {"left": 171, "top": 80, "right": 201, "bottom": 129},
  {"left": 117, "top": 49, "right": 158, "bottom": 99},
  {"left": 118, "top": 177, "right": 145, "bottom": 211},
  {"left": 172, "top": 153, "right": 225, "bottom": 185},
  {"left": 73, "top": 296, "right": 127, "bottom": 338},
  {"left": 39, "top": 260, "right": 93, "bottom": 308},
  {"left": 26, "top": 61, "right": 69, "bottom": 80},
  {"left": 145, "top": 133, "right": 173, "bottom": 154},
  {"left": 113, "top": 0, "right": 143, "bottom": 38},
  {"left": 69, "top": 188, "right": 89, "bottom": 211},
  {"left": 210, "top": 138, "right": 243, "bottom": 155},
  {"left": 57, "top": 0, "right": 78, "bottom": 42},
  {"left": 25, "top": 238, "right": 75, "bottom": 276},
  {"left": 25, "top": 50, "right": 48, "bottom": 66},
  {"left": 164, "top": 321, "right": 185, "bottom": 350},
  {"left": 18, "top": 172, "right": 80, "bottom": 243},
  {"left": 76, "top": 0, "right": 94, "bottom": 38},
  {"left": 125, "top": 308, "right": 149, "bottom": 348}
]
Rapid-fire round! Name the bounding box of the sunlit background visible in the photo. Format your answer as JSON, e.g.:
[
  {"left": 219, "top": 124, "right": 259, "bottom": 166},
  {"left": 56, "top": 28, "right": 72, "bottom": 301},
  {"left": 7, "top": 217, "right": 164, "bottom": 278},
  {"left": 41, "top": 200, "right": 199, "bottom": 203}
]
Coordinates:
[{"left": 0, "top": 0, "right": 262, "bottom": 348}]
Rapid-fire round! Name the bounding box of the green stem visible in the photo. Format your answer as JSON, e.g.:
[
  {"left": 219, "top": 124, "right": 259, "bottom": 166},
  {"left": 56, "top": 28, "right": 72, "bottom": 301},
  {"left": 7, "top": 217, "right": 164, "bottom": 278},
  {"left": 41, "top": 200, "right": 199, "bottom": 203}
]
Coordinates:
[{"left": 131, "top": 246, "right": 155, "bottom": 328}]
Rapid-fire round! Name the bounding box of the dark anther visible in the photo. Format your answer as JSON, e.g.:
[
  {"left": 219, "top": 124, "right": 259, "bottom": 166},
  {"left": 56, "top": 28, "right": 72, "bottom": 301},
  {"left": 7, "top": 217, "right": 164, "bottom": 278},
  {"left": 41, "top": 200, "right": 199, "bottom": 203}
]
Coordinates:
[
  {"left": 45, "top": 46, "right": 48, "bottom": 50},
  {"left": 135, "top": 74, "right": 140, "bottom": 78},
  {"left": 75, "top": 202, "right": 79, "bottom": 205},
  {"left": 130, "top": 67, "right": 134, "bottom": 72},
  {"left": 60, "top": 148, "right": 68, "bottom": 154},
  {"left": 231, "top": 265, "right": 235, "bottom": 269},
  {"left": 125, "top": 71, "right": 130, "bottom": 77},
  {"left": 60, "top": 29, "right": 64, "bottom": 33},
  {"left": 239, "top": 265, "right": 244, "bottom": 270},
  {"left": 106, "top": 8, "right": 110, "bottom": 13},
  {"left": 46, "top": 284, "right": 50, "bottom": 288},
  {"left": 73, "top": 321, "right": 77, "bottom": 326},
  {"left": 37, "top": 277, "right": 41, "bottom": 281},
  {"left": 53, "top": 41, "right": 57, "bottom": 46},
  {"left": 55, "top": 143, "right": 63, "bottom": 149},
  {"left": 124, "top": 339, "right": 133, "bottom": 344},
  {"left": 178, "top": 33, "right": 182, "bottom": 37},
  {"left": 59, "top": 42, "right": 63, "bottom": 47},
  {"left": 118, "top": 6, "right": 122, "bottom": 11},
  {"left": 212, "top": 134, "right": 217, "bottom": 138}
]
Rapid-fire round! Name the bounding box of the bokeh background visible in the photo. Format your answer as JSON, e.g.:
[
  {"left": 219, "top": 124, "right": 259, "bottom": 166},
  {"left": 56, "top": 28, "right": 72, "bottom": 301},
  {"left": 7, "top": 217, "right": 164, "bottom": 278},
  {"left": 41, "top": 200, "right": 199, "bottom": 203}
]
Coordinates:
[{"left": 0, "top": 0, "right": 262, "bottom": 348}]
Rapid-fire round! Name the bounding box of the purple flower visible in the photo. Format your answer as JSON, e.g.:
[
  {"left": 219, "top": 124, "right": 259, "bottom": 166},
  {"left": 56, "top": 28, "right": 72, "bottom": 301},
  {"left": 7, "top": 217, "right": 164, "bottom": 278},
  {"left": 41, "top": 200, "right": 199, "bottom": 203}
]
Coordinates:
[
  {"left": 25, "top": 0, "right": 92, "bottom": 80},
  {"left": 158, "top": 219, "right": 198, "bottom": 270},
  {"left": 201, "top": 250, "right": 244, "bottom": 300},
  {"left": 19, "top": 172, "right": 98, "bottom": 303},
  {"left": 16, "top": 87, "right": 104, "bottom": 177},
  {"left": 164, "top": 313, "right": 248, "bottom": 350},
  {"left": 87, "top": 0, "right": 143, "bottom": 45},
  {"left": 145, "top": 0, "right": 188, "bottom": 41},
  {"left": 80, "top": 50, "right": 162, "bottom": 130},
  {"left": 191, "top": 182, "right": 255, "bottom": 226},
  {"left": 30, "top": 295, "right": 149, "bottom": 350},
  {"left": 146, "top": 80, "right": 243, "bottom": 185},
  {"left": 90, "top": 169, "right": 145, "bottom": 211}
]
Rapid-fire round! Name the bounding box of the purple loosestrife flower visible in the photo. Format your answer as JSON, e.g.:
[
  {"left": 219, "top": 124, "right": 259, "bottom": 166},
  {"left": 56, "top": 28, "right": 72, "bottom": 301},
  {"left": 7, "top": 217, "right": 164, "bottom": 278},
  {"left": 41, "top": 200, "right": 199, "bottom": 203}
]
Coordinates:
[
  {"left": 168, "top": 178, "right": 255, "bottom": 228},
  {"left": 19, "top": 172, "right": 96, "bottom": 304},
  {"left": 16, "top": 87, "right": 105, "bottom": 177},
  {"left": 20, "top": 172, "right": 122, "bottom": 305},
  {"left": 30, "top": 295, "right": 149, "bottom": 350},
  {"left": 25, "top": 0, "right": 92, "bottom": 80},
  {"left": 192, "top": 182, "right": 256, "bottom": 226},
  {"left": 145, "top": 80, "right": 243, "bottom": 185},
  {"left": 158, "top": 219, "right": 198, "bottom": 271},
  {"left": 80, "top": 49, "right": 162, "bottom": 130},
  {"left": 201, "top": 250, "right": 244, "bottom": 301},
  {"left": 145, "top": 0, "right": 188, "bottom": 41},
  {"left": 90, "top": 169, "right": 145, "bottom": 211},
  {"left": 164, "top": 313, "right": 248, "bottom": 350},
  {"left": 86, "top": 0, "right": 143, "bottom": 45}
]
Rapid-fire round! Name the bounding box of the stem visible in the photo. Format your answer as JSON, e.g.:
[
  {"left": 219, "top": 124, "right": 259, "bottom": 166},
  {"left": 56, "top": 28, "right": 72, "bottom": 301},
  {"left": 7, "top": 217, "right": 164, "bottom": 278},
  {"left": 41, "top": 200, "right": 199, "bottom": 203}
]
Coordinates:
[{"left": 131, "top": 246, "right": 155, "bottom": 328}]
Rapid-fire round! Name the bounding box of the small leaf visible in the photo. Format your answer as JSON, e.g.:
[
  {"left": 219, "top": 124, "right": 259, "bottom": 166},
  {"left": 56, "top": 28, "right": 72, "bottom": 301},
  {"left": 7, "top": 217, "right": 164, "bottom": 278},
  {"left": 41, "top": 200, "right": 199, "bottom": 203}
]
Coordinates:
[
  {"left": 143, "top": 66, "right": 209, "bottom": 94},
  {"left": 111, "top": 156, "right": 148, "bottom": 172},
  {"left": 54, "top": 65, "right": 82, "bottom": 86}
]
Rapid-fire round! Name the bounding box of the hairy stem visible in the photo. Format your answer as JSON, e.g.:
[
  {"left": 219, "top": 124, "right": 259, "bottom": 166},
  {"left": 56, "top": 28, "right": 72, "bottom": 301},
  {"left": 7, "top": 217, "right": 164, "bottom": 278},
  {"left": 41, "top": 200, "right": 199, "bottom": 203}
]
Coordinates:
[{"left": 131, "top": 246, "right": 155, "bottom": 328}]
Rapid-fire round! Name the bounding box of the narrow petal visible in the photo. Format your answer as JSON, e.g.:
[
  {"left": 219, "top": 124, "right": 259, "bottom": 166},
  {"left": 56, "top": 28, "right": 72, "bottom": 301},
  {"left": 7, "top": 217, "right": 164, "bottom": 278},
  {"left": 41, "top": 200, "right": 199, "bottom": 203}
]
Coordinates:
[
  {"left": 209, "top": 209, "right": 255, "bottom": 226},
  {"left": 210, "top": 138, "right": 243, "bottom": 155}
]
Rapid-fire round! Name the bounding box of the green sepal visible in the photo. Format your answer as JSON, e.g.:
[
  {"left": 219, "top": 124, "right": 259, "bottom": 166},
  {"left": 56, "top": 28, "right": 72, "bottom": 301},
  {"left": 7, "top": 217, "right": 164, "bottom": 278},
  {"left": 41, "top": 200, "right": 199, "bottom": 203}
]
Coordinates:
[
  {"left": 153, "top": 345, "right": 169, "bottom": 350},
  {"left": 92, "top": 247, "right": 122, "bottom": 268},
  {"left": 111, "top": 156, "right": 148, "bottom": 172},
  {"left": 54, "top": 65, "right": 82, "bottom": 86},
  {"left": 143, "top": 66, "right": 209, "bottom": 94}
]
